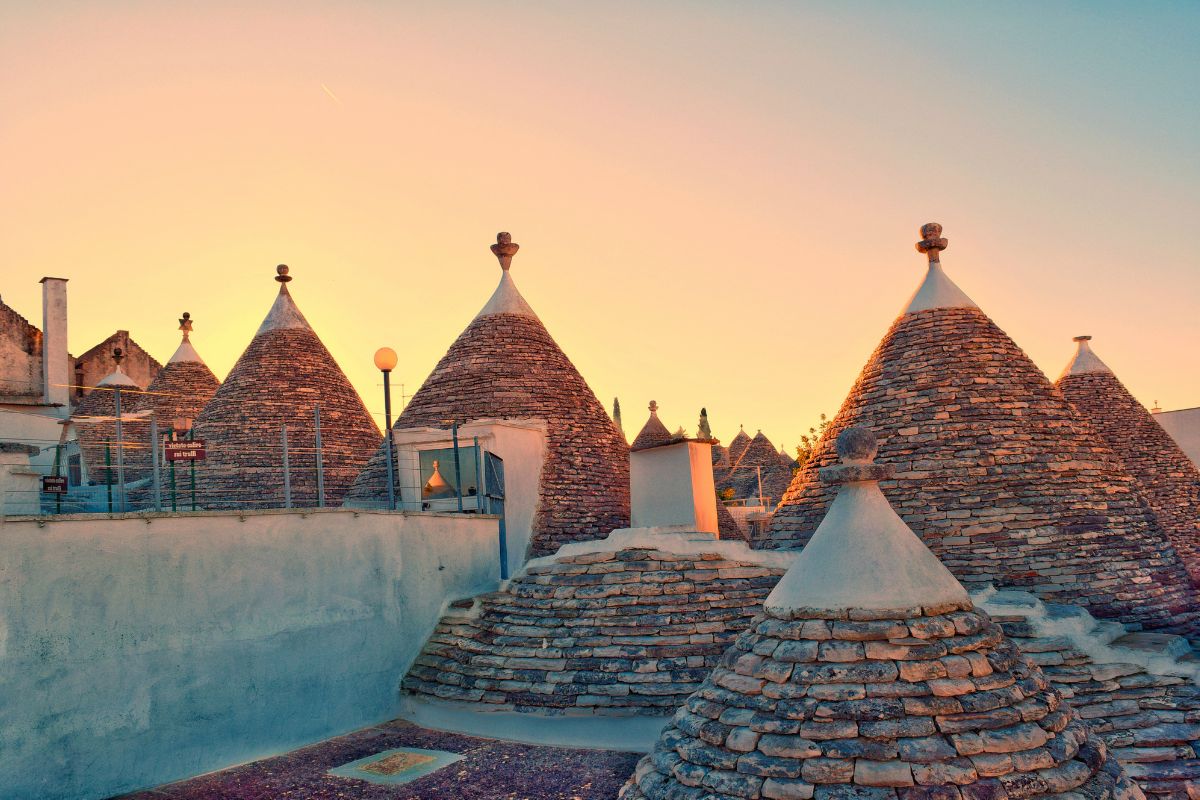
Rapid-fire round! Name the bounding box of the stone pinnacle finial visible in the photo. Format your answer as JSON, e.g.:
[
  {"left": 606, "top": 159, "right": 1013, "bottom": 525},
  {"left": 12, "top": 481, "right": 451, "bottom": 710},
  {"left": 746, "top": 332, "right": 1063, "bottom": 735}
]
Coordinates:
[
  {"left": 916, "top": 222, "right": 948, "bottom": 263},
  {"left": 1074, "top": 335, "right": 1092, "bottom": 342},
  {"left": 648, "top": 400, "right": 658, "bottom": 414},
  {"left": 179, "top": 311, "right": 193, "bottom": 341},
  {"left": 275, "top": 264, "right": 292, "bottom": 284},
  {"left": 112, "top": 347, "right": 124, "bottom": 367},
  {"left": 491, "top": 232, "right": 520, "bottom": 271},
  {"left": 818, "top": 426, "right": 894, "bottom": 485}
]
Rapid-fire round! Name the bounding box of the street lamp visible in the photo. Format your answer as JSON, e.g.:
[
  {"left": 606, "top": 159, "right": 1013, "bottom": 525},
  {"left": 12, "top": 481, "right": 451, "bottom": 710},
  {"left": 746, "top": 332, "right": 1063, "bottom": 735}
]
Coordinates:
[{"left": 374, "top": 347, "right": 398, "bottom": 510}]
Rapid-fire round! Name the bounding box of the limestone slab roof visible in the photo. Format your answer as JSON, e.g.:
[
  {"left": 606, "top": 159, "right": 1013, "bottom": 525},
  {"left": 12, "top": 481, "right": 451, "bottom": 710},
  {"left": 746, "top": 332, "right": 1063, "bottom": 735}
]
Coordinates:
[
  {"left": 346, "top": 233, "right": 629, "bottom": 557},
  {"left": 1056, "top": 337, "right": 1200, "bottom": 588},
  {"left": 192, "top": 266, "right": 379, "bottom": 509},
  {"left": 621, "top": 427, "right": 1139, "bottom": 800},
  {"left": 764, "top": 224, "right": 1200, "bottom": 638},
  {"left": 632, "top": 401, "right": 676, "bottom": 451}
]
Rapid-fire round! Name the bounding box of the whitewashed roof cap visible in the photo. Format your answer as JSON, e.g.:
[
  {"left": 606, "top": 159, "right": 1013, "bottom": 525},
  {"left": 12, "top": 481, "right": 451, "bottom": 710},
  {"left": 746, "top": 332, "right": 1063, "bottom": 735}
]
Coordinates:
[
  {"left": 1059, "top": 335, "right": 1113, "bottom": 379},
  {"left": 476, "top": 232, "right": 538, "bottom": 320},
  {"left": 257, "top": 264, "right": 313, "bottom": 334},
  {"left": 764, "top": 426, "right": 969, "bottom": 614},
  {"left": 903, "top": 222, "right": 979, "bottom": 315}
]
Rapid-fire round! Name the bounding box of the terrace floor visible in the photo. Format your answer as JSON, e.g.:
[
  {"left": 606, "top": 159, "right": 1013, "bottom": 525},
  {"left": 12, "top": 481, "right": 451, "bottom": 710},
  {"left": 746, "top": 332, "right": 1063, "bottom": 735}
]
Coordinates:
[{"left": 114, "top": 719, "right": 640, "bottom": 800}]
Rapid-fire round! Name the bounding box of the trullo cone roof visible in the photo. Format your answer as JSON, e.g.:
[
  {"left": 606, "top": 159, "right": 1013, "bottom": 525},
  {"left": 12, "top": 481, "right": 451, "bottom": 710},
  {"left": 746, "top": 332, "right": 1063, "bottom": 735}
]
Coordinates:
[
  {"left": 632, "top": 400, "right": 675, "bottom": 450},
  {"left": 1056, "top": 336, "right": 1200, "bottom": 586},
  {"left": 762, "top": 224, "right": 1198, "bottom": 636},
  {"left": 124, "top": 314, "right": 221, "bottom": 506},
  {"left": 192, "top": 265, "right": 379, "bottom": 509},
  {"left": 346, "top": 233, "right": 629, "bottom": 557},
  {"left": 621, "top": 428, "right": 1141, "bottom": 800},
  {"left": 73, "top": 350, "right": 151, "bottom": 485}
]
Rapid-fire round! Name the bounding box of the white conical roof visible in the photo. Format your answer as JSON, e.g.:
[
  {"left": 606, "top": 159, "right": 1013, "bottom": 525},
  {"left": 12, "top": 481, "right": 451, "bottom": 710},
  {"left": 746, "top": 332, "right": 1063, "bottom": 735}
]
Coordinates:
[
  {"left": 97, "top": 364, "right": 140, "bottom": 388},
  {"left": 764, "top": 427, "right": 968, "bottom": 614},
  {"left": 902, "top": 262, "right": 979, "bottom": 314},
  {"left": 902, "top": 222, "right": 978, "bottom": 314},
  {"left": 256, "top": 266, "right": 312, "bottom": 334},
  {"left": 167, "top": 339, "right": 203, "bottom": 364},
  {"left": 1059, "top": 335, "right": 1112, "bottom": 378},
  {"left": 475, "top": 270, "right": 538, "bottom": 319}
]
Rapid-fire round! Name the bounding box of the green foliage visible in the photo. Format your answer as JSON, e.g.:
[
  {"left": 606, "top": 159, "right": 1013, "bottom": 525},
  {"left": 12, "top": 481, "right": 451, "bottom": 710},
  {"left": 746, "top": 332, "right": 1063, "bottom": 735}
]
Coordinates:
[{"left": 795, "top": 413, "right": 830, "bottom": 469}]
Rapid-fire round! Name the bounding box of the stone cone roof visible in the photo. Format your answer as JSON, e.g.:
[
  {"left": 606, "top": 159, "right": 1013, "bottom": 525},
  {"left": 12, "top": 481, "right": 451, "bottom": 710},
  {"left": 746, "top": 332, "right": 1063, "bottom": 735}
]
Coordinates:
[
  {"left": 633, "top": 401, "right": 676, "bottom": 451},
  {"left": 125, "top": 318, "right": 222, "bottom": 508},
  {"left": 717, "top": 501, "right": 746, "bottom": 541},
  {"left": 762, "top": 225, "right": 1198, "bottom": 636},
  {"left": 729, "top": 428, "right": 752, "bottom": 464},
  {"left": 721, "top": 430, "right": 794, "bottom": 507},
  {"left": 346, "top": 233, "right": 629, "bottom": 557},
  {"left": 72, "top": 359, "right": 151, "bottom": 486},
  {"left": 1056, "top": 337, "right": 1200, "bottom": 586},
  {"left": 622, "top": 428, "right": 1140, "bottom": 800},
  {"left": 402, "top": 528, "right": 791, "bottom": 716},
  {"left": 192, "top": 266, "right": 379, "bottom": 509}
]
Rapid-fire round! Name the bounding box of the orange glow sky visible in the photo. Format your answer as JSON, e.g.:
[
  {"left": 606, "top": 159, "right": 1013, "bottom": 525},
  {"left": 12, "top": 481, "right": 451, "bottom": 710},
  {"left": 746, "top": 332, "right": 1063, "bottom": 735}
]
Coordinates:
[{"left": 3, "top": 2, "right": 1198, "bottom": 452}]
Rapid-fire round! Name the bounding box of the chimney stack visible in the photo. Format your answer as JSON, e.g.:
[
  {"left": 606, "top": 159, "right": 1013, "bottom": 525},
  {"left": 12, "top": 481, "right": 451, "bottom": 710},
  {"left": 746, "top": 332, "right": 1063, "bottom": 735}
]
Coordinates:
[{"left": 39, "top": 277, "right": 69, "bottom": 409}]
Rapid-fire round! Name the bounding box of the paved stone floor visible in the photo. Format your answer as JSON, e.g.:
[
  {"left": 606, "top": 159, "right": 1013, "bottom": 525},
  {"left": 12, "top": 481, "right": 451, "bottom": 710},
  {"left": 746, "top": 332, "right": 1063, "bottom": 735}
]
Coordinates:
[{"left": 115, "top": 719, "right": 641, "bottom": 800}]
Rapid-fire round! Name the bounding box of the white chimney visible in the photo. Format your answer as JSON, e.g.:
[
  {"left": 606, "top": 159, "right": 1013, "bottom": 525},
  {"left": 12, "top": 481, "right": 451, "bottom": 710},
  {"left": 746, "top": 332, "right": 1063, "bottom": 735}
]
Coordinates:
[
  {"left": 39, "top": 277, "right": 69, "bottom": 409},
  {"left": 630, "top": 439, "right": 719, "bottom": 534}
]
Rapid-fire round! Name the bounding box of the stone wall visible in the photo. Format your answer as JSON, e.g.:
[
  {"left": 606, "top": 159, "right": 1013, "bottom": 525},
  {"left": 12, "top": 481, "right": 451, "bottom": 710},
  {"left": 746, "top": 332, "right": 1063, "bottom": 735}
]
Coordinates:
[
  {"left": 0, "top": 508, "right": 499, "bottom": 800},
  {"left": 1058, "top": 370, "right": 1200, "bottom": 587},
  {"left": 764, "top": 307, "right": 1199, "bottom": 636},
  {"left": 0, "top": 299, "right": 42, "bottom": 398},
  {"left": 404, "top": 535, "right": 787, "bottom": 715},
  {"left": 74, "top": 330, "right": 161, "bottom": 399}
]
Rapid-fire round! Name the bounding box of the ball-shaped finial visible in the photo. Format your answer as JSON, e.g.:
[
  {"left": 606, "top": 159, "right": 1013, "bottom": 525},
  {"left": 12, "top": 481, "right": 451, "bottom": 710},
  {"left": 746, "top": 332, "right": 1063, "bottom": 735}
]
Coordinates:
[
  {"left": 836, "top": 426, "right": 877, "bottom": 464},
  {"left": 181, "top": 312, "right": 191, "bottom": 321},
  {"left": 275, "top": 264, "right": 292, "bottom": 283},
  {"left": 112, "top": 347, "right": 124, "bottom": 365},
  {"left": 649, "top": 400, "right": 658, "bottom": 413}
]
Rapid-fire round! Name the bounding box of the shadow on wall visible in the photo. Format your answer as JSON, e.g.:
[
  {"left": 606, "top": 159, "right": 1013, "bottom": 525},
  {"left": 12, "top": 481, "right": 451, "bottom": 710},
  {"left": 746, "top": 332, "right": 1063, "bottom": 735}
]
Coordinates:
[{"left": 0, "top": 508, "right": 499, "bottom": 800}]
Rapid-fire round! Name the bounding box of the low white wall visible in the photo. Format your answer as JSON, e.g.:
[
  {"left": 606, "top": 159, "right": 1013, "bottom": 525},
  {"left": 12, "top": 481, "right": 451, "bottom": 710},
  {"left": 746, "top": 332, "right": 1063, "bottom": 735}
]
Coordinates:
[{"left": 0, "top": 508, "right": 500, "bottom": 800}]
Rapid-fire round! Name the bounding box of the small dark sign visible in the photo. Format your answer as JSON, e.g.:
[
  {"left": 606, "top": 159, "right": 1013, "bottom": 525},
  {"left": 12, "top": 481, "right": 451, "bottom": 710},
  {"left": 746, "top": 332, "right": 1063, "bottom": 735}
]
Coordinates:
[
  {"left": 42, "top": 475, "right": 68, "bottom": 494},
  {"left": 166, "top": 441, "right": 207, "bottom": 462}
]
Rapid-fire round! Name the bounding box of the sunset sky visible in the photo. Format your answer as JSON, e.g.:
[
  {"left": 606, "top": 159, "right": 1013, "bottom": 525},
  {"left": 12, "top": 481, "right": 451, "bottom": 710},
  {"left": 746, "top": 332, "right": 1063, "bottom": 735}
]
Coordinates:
[{"left": 3, "top": 1, "right": 1197, "bottom": 452}]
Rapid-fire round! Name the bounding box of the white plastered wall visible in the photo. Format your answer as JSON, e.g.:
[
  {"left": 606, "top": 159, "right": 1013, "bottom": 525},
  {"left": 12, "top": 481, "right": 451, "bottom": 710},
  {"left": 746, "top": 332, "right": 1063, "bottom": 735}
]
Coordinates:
[{"left": 630, "top": 440, "right": 718, "bottom": 534}]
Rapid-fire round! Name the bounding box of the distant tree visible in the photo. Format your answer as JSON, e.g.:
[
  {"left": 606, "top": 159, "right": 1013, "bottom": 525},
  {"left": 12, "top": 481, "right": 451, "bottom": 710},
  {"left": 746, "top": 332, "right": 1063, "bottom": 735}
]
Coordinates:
[
  {"left": 795, "top": 413, "right": 830, "bottom": 469},
  {"left": 717, "top": 487, "right": 735, "bottom": 502}
]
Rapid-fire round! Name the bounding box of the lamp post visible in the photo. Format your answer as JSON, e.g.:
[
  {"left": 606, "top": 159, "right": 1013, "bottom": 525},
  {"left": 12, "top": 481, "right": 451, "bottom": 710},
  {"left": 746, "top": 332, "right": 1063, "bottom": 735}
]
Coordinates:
[{"left": 374, "top": 347, "right": 399, "bottom": 511}]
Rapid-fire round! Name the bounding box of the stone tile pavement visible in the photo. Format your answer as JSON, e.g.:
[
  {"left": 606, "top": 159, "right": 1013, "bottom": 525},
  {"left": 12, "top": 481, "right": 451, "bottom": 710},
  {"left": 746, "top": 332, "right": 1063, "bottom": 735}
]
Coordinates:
[{"left": 113, "top": 720, "right": 640, "bottom": 800}]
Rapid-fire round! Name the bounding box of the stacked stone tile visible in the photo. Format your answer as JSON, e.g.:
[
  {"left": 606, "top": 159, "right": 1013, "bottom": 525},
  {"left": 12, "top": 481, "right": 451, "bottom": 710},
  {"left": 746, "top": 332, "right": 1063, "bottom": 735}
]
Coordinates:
[
  {"left": 71, "top": 349, "right": 151, "bottom": 486},
  {"left": 720, "top": 430, "right": 794, "bottom": 507},
  {"left": 193, "top": 266, "right": 379, "bottom": 509},
  {"left": 975, "top": 591, "right": 1200, "bottom": 800},
  {"left": 402, "top": 529, "right": 790, "bottom": 715},
  {"left": 347, "top": 233, "right": 630, "bottom": 557},
  {"left": 633, "top": 401, "right": 677, "bottom": 451},
  {"left": 126, "top": 313, "right": 221, "bottom": 509},
  {"left": 728, "top": 427, "right": 753, "bottom": 466},
  {"left": 622, "top": 427, "right": 1140, "bottom": 800},
  {"left": 1056, "top": 336, "right": 1200, "bottom": 586},
  {"left": 763, "top": 223, "right": 1198, "bottom": 636}
]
